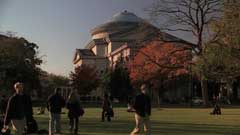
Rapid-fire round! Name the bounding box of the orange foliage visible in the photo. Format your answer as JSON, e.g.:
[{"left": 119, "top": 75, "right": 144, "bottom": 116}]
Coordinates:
[{"left": 128, "top": 41, "right": 191, "bottom": 83}]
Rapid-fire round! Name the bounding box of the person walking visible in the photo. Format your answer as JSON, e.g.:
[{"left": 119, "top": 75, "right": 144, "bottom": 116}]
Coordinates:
[
  {"left": 66, "top": 90, "right": 83, "bottom": 135},
  {"left": 101, "top": 94, "right": 112, "bottom": 122},
  {"left": 131, "top": 84, "right": 151, "bottom": 135},
  {"left": 47, "top": 88, "right": 65, "bottom": 135},
  {"left": 3, "top": 82, "right": 33, "bottom": 135}
]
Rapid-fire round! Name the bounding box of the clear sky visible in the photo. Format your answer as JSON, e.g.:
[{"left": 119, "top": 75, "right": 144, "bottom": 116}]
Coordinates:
[{"left": 0, "top": 0, "right": 191, "bottom": 76}]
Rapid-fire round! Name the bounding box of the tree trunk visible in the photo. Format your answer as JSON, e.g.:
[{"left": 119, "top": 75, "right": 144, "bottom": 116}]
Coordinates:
[
  {"left": 201, "top": 78, "right": 210, "bottom": 107},
  {"left": 151, "top": 89, "right": 160, "bottom": 106},
  {"left": 156, "top": 89, "right": 161, "bottom": 105},
  {"left": 226, "top": 80, "right": 233, "bottom": 103}
]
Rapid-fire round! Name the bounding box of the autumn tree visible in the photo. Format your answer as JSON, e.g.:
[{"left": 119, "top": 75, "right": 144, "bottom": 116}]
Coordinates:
[
  {"left": 0, "top": 34, "right": 42, "bottom": 94},
  {"left": 147, "top": 0, "right": 223, "bottom": 106},
  {"left": 128, "top": 41, "right": 191, "bottom": 104},
  {"left": 70, "top": 65, "right": 99, "bottom": 95}
]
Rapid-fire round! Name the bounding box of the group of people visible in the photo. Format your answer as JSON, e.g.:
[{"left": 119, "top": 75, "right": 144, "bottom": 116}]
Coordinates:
[
  {"left": 0, "top": 82, "right": 152, "bottom": 135},
  {"left": 0, "top": 83, "right": 84, "bottom": 135},
  {"left": 47, "top": 88, "right": 84, "bottom": 135}
]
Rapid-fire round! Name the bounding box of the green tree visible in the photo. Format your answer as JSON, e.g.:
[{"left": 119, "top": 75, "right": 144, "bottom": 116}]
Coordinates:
[
  {"left": 70, "top": 65, "right": 99, "bottom": 95},
  {"left": 40, "top": 71, "right": 70, "bottom": 98},
  {"left": 101, "top": 65, "right": 133, "bottom": 102},
  {"left": 0, "top": 34, "right": 42, "bottom": 94}
]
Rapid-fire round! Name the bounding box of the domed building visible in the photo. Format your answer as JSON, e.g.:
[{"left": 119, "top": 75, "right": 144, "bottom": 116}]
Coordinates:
[
  {"left": 73, "top": 10, "right": 183, "bottom": 71},
  {"left": 72, "top": 10, "right": 198, "bottom": 101}
]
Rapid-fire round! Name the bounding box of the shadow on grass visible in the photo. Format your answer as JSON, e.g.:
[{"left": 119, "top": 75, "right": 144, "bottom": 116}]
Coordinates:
[
  {"left": 33, "top": 117, "right": 240, "bottom": 135},
  {"left": 151, "top": 121, "right": 240, "bottom": 135}
]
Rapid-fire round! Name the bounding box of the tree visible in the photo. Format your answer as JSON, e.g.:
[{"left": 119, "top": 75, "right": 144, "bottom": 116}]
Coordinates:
[
  {"left": 128, "top": 41, "right": 191, "bottom": 104},
  {"left": 0, "top": 34, "right": 42, "bottom": 94},
  {"left": 147, "top": 0, "right": 223, "bottom": 106},
  {"left": 39, "top": 71, "right": 70, "bottom": 98},
  {"left": 194, "top": 1, "right": 240, "bottom": 100},
  {"left": 195, "top": 21, "right": 240, "bottom": 81},
  {"left": 70, "top": 65, "right": 99, "bottom": 95},
  {"left": 101, "top": 65, "right": 133, "bottom": 102}
]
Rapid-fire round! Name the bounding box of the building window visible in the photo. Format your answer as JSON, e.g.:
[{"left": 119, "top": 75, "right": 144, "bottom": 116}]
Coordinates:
[{"left": 234, "top": 13, "right": 239, "bottom": 18}]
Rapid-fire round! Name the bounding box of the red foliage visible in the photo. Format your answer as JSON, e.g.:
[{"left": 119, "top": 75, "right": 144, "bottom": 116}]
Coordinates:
[{"left": 128, "top": 41, "right": 191, "bottom": 84}]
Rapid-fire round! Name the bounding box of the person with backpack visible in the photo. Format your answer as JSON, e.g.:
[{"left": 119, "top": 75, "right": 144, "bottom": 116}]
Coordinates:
[
  {"left": 3, "top": 82, "right": 33, "bottom": 135},
  {"left": 101, "top": 94, "right": 113, "bottom": 122},
  {"left": 131, "top": 84, "right": 151, "bottom": 135},
  {"left": 47, "top": 88, "right": 65, "bottom": 135},
  {"left": 210, "top": 95, "right": 221, "bottom": 115},
  {"left": 66, "top": 90, "right": 83, "bottom": 135}
]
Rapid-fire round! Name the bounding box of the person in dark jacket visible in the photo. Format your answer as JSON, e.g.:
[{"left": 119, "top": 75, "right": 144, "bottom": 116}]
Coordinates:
[
  {"left": 210, "top": 95, "right": 221, "bottom": 115},
  {"left": 101, "top": 94, "right": 112, "bottom": 122},
  {"left": 66, "top": 90, "right": 82, "bottom": 135},
  {"left": 47, "top": 88, "right": 65, "bottom": 135},
  {"left": 131, "top": 84, "right": 151, "bottom": 135},
  {"left": 3, "top": 82, "right": 33, "bottom": 135}
]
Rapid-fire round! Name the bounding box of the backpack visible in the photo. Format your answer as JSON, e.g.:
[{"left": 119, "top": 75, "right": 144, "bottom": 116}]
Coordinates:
[
  {"left": 24, "top": 117, "right": 38, "bottom": 134},
  {"left": 79, "top": 107, "right": 84, "bottom": 117},
  {"left": 106, "top": 108, "right": 114, "bottom": 117}
]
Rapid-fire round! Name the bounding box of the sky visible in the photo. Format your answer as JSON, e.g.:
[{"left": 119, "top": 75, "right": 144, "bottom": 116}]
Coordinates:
[{"left": 0, "top": 0, "right": 192, "bottom": 76}]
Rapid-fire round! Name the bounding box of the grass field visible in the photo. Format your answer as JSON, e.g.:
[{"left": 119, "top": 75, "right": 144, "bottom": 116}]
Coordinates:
[{"left": 30, "top": 108, "right": 240, "bottom": 135}]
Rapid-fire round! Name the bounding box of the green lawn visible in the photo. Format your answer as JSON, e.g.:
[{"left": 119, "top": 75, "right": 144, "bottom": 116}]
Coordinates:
[{"left": 30, "top": 108, "right": 240, "bottom": 135}]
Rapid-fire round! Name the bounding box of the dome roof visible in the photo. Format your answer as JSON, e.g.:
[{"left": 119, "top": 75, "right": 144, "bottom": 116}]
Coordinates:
[
  {"left": 109, "top": 10, "right": 144, "bottom": 23},
  {"left": 91, "top": 10, "right": 145, "bottom": 36}
]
